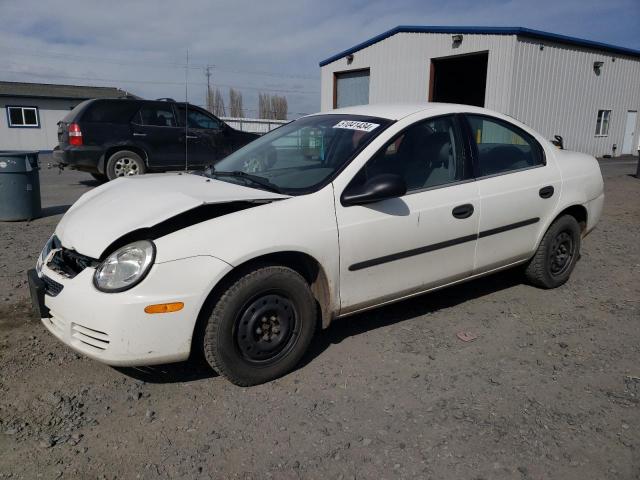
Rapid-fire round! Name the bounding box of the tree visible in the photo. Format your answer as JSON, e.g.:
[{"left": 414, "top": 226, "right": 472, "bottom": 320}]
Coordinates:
[
  {"left": 229, "top": 88, "right": 244, "bottom": 118},
  {"left": 207, "top": 87, "right": 225, "bottom": 117},
  {"left": 258, "top": 92, "right": 288, "bottom": 120}
]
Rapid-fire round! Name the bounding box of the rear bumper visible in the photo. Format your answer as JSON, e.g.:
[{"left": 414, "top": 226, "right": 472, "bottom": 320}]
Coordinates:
[{"left": 53, "top": 146, "right": 104, "bottom": 173}]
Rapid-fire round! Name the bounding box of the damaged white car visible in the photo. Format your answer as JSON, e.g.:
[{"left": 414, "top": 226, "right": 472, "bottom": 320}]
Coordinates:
[{"left": 29, "top": 103, "right": 604, "bottom": 386}]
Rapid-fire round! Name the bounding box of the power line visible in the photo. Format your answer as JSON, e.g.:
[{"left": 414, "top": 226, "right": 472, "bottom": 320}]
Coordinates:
[
  {"left": 6, "top": 69, "right": 319, "bottom": 95},
  {"left": 0, "top": 45, "right": 318, "bottom": 80}
]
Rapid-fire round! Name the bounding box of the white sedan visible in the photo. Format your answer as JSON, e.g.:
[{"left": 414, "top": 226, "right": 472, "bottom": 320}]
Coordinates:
[{"left": 29, "top": 103, "right": 604, "bottom": 386}]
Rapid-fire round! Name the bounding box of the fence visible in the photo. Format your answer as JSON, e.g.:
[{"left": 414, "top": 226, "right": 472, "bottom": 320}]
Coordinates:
[{"left": 221, "top": 117, "right": 288, "bottom": 134}]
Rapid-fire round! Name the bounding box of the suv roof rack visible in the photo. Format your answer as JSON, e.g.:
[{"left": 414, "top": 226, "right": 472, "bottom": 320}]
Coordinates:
[{"left": 156, "top": 97, "right": 176, "bottom": 102}]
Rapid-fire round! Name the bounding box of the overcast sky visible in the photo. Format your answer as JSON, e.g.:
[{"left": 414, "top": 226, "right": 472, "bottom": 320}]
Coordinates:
[{"left": 1, "top": 0, "right": 639, "bottom": 118}]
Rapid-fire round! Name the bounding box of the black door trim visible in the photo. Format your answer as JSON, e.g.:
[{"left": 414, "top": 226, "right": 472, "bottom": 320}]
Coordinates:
[
  {"left": 348, "top": 217, "right": 540, "bottom": 272},
  {"left": 477, "top": 217, "right": 539, "bottom": 238}
]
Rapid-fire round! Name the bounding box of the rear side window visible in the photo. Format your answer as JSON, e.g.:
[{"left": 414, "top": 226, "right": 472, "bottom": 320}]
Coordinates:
[
  {"left": 81, "top": 101, "right": 140, "bottom": 123},
  {"left": 135, "top": 104, "right": 177, "bottom": 127},
  {"left": 466, "top": 115, "right": 544, "bottom": 177}
]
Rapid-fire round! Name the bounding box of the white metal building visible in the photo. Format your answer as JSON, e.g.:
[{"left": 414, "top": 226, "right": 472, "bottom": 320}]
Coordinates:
[
  {"left": 0, "top": 82, "right": 134, "bottom": 151},
  {"left": 320, "top": 26, "right": 640, "bottom": 157}
]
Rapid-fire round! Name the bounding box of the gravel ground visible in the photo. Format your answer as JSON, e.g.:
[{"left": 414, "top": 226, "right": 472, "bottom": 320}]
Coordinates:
[{"left": 0, "top": 157, "right": 639, "bottom": 479}]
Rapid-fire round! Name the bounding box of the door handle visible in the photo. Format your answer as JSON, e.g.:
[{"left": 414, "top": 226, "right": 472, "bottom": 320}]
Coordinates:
[
  {"left": 452, "top": 204, "right": 474, "bottom": 219},
  {"left": 539, "top": 186, "right": 554, "bottom": 199},
  {"left": 132, "top": 132, "right": 147, "bottom": 137},
  {"left": 185, "top": 135, "right": 198, "bottom": 139}
]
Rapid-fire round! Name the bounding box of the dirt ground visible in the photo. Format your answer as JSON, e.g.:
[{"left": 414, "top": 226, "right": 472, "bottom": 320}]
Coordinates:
[{"left": 1, "top": 158, "right": 639, "bottom": 479}]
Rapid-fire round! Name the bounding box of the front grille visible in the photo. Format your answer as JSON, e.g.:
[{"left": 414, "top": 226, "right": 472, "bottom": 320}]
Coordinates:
[
  {"left": 71, "top": 323, "right": 110, "bottom": 351},
  {"left": 42, "top": 275, "right": 64, "bottom": 297},
  {"left": 47, "top": 245, "right": 98, "bottom": 279}
]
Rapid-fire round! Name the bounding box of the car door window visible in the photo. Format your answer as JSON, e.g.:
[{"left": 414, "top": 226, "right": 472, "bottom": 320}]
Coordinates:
[
  {"left": 176, "top": 105, "right": 222, "bottom": 129},
  {"left": 466, "top": 115, "right": 544, "bottom": 177},
  {"left": 350, "top": 115, "right": 468, "bottom": 192},
  {"left": 135, "top": 104, "right": 177, "bottom": 127}
]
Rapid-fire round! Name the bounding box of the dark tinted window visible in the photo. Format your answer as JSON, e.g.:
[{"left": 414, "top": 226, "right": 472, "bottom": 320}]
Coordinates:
[
  {"left": 176, "top": 105, "right": 221, "bottom": 129},
  {"left": 466, "top": 115, "right": 544, "bottom": 176},
  {"left": 82, "top": 100, "right": 140, "bottom": 123},
  {"left": 136, "top": 104, "right": 177, "bottom": 127},
  {"left": 350, "top": 115, "right": 468, "bottom": 192},
  {"left": 8, "top": 107, "right": 23, "bottom": 125}
]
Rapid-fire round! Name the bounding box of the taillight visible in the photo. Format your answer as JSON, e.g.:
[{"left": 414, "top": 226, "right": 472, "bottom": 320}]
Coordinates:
[{"left": 68, "top": 123, "right": 83, "bottom": 146}]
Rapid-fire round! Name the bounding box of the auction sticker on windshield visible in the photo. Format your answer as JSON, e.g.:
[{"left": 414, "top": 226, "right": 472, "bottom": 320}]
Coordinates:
[{"left": 333, "top": 120, "right": 379, "bottom": 132}]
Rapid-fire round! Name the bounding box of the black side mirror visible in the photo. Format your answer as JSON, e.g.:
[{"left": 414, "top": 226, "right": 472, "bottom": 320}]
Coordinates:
[
  {"left": 341, "top": 174, "right": 407, "bottom": 206},
  {"left": 551, "top": 135, "right": 564, "bottom": 149}
]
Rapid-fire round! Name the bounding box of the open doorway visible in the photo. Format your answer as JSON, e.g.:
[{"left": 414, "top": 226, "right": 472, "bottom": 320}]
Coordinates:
[{"left": 429, "top": 52, "right": 488, "bottom": 107}]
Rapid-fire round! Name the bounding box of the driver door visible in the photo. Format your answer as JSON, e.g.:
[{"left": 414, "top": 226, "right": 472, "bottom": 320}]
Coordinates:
[
  {"left": 176, "top": 105, "right": 229, "bottom": 168},
  {"left": 334, "top": 115, "right": 479, "bottom": 314}
]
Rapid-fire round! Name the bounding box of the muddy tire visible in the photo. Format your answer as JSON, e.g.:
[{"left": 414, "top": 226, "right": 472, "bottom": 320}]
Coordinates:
[
  {"left": 525, "top": 214, "right": 581, "bottom": 289},
  {"left": 201, "top": 266, "right": 316, "bottom": 386}
]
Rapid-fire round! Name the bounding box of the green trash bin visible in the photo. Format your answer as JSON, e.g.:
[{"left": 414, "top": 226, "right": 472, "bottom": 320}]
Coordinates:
[{"left": 0, "top": 151, "right": 42, "bottom": 221}]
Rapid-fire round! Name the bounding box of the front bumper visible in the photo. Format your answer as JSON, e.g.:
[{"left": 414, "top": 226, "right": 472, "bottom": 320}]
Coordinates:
[{"left": 33, "top": 255, "right": 232, "bottom": 366}]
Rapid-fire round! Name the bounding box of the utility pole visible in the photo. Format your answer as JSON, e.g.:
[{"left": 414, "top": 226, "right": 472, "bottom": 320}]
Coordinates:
[{"left": 205, "top": 65, "right": 213, "bottom": 112}]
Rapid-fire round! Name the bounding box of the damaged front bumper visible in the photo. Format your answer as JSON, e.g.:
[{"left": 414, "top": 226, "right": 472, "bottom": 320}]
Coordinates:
[{"left": 31, "top": 255, "right": 232, "bottom": 366}]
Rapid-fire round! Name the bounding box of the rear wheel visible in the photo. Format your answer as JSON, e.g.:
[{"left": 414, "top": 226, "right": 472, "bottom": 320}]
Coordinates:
[
  {"left": 105, "top": 150, "right": 145, "bottom": 181},
  {"left": 201, "top": 266, "right": 316, "bottom": 386},
  {"left": 525, "top": 215, "right": 581, "bottom": 289}
]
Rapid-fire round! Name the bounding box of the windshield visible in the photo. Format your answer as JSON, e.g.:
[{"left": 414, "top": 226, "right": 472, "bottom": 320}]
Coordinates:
[{"left": 207, "top": 114, "right": 392, "bottom": 194}]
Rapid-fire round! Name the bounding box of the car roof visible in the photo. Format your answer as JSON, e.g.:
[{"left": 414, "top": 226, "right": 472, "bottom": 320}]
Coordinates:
[{"left": 314, "top": 102, "right": 496, "bottom": 121}]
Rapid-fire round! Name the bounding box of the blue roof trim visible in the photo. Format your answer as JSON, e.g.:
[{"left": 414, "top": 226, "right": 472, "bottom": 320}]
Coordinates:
[{"left": 318, "top": 26, "right": 640, "bottom": 66}]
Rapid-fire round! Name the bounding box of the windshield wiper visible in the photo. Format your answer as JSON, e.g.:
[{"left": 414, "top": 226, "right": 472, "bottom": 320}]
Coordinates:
[{"left": 210, "top": 170, "right": 283, "bottom": 194}]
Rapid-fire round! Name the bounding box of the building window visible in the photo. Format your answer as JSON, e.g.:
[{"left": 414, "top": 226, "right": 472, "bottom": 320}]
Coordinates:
[
  {"left": 595, "top": 109, "right": 611, "bottom": 136},
  {"left": 334, "top": 69, "right": 370, "bottom": 109},
  {"left": 6, "top": 106, "right": 40, "bottom": 128}
]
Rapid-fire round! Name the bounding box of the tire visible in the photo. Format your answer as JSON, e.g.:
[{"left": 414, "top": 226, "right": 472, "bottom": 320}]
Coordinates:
[
  {"left": 525, "top": 214, "right": 581, "bottom": 289},
  {"left": 90, "top": 173, "right": 108, "bottom": 183},
  {"left": 201, "top": 266, "right": 316, "bottom": 386},
  {"left": 105, "top": 150, "right": 145, "bottom": 181}
]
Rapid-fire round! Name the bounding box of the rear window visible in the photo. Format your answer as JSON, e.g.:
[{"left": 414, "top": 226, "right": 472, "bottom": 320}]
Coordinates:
[
  {"left": 81, "top": 100, "right": 141, "bottom": 123},
  {"left": 62, "top": 100, "right": 91, "bottom": 123}
]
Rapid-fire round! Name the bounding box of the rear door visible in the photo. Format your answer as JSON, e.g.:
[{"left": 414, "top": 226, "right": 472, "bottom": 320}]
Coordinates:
[
  {"left": 131, "top": 102, "right": 185, "bottom": 169},
  {"left": 464, "top": 114, "right": 561, "bottom": 273},
  {"left": 175, "top": 105, "right": 230, "bottom": 168}
]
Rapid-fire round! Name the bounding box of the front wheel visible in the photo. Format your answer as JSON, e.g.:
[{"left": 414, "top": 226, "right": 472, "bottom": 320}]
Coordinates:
[
  {"left": 525, "top": 215, "right": 581, "bottom": 289},
  {"left": 201, "top": 266, "right": 316, "bottom": 386}
]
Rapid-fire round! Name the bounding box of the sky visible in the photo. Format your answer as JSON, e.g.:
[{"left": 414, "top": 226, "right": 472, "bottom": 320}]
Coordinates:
[{"left": 1, "top": 0, "right": 639, "bottom": 119}]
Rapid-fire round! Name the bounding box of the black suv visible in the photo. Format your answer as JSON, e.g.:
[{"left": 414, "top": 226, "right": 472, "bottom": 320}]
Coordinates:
[{"left": 53, "top": 98, "right": 259, "bottom": 181}]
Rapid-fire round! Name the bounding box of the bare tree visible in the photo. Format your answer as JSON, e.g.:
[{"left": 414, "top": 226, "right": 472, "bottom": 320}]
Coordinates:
[
  {"left": 211, "top": 87, "right": 225, "bottom": 116},
  {"left": 229, "top": 88, "right": 244, "bottom": 118},
  {"left": 258, "top": 92, "right": 288, "bottom": 120},
  {"left": 270, "top": 95, "right": 288, "bottom": 120}
]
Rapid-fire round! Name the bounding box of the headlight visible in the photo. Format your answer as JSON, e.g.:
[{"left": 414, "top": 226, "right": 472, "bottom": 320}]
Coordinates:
[
  {"left": 93, "top": 240, "right": 155, "bottom": 292},
  {"left": 36, "top": 235, "right": 56, "bottom": 276}
]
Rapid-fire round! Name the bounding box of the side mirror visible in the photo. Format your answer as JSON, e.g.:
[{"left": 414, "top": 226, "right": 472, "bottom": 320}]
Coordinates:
[
  {"left": 341, "top": 174, "right": 407, "bottom": 206},
  {"left": 551, "top": 135, "right": 564, "bottom": 150}
]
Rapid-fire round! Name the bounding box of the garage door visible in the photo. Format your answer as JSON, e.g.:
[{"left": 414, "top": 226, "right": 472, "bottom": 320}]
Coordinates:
[{"left": 335, "top": 69, "right": 370, "bottom": 108}]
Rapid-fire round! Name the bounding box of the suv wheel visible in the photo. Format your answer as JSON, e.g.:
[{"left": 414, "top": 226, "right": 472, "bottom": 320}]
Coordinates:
[
  {"left": 106, "top": 150, "right": 146, "bottom": 181},
  {"left": 200, "top": 266, "right": 317, "bottom": 386}
]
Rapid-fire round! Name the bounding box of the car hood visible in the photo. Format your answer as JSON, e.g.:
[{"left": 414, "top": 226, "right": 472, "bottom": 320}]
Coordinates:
[{"left": 56, "top": 173, "right": 288, "bottom": 259}]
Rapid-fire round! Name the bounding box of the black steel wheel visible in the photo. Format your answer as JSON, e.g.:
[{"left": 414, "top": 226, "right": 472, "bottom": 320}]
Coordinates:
[
  {"left": 525, "top": 214, "right": 581, "bottom": 289},
  {"left": 200, "top": 266, "right": 316, "bottom": 386},
  {"left": 235, "top": 293, "right": 299, "bottom": 365}
]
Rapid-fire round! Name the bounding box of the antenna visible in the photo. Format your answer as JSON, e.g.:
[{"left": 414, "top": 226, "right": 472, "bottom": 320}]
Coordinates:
[{"left": 184, "top": 49, "right": 189, "bottom": 171}]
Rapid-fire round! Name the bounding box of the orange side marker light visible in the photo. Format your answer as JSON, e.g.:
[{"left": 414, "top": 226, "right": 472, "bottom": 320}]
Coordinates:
[{"left": 144, "top": 302, "right": 184, "bottom": 314}]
